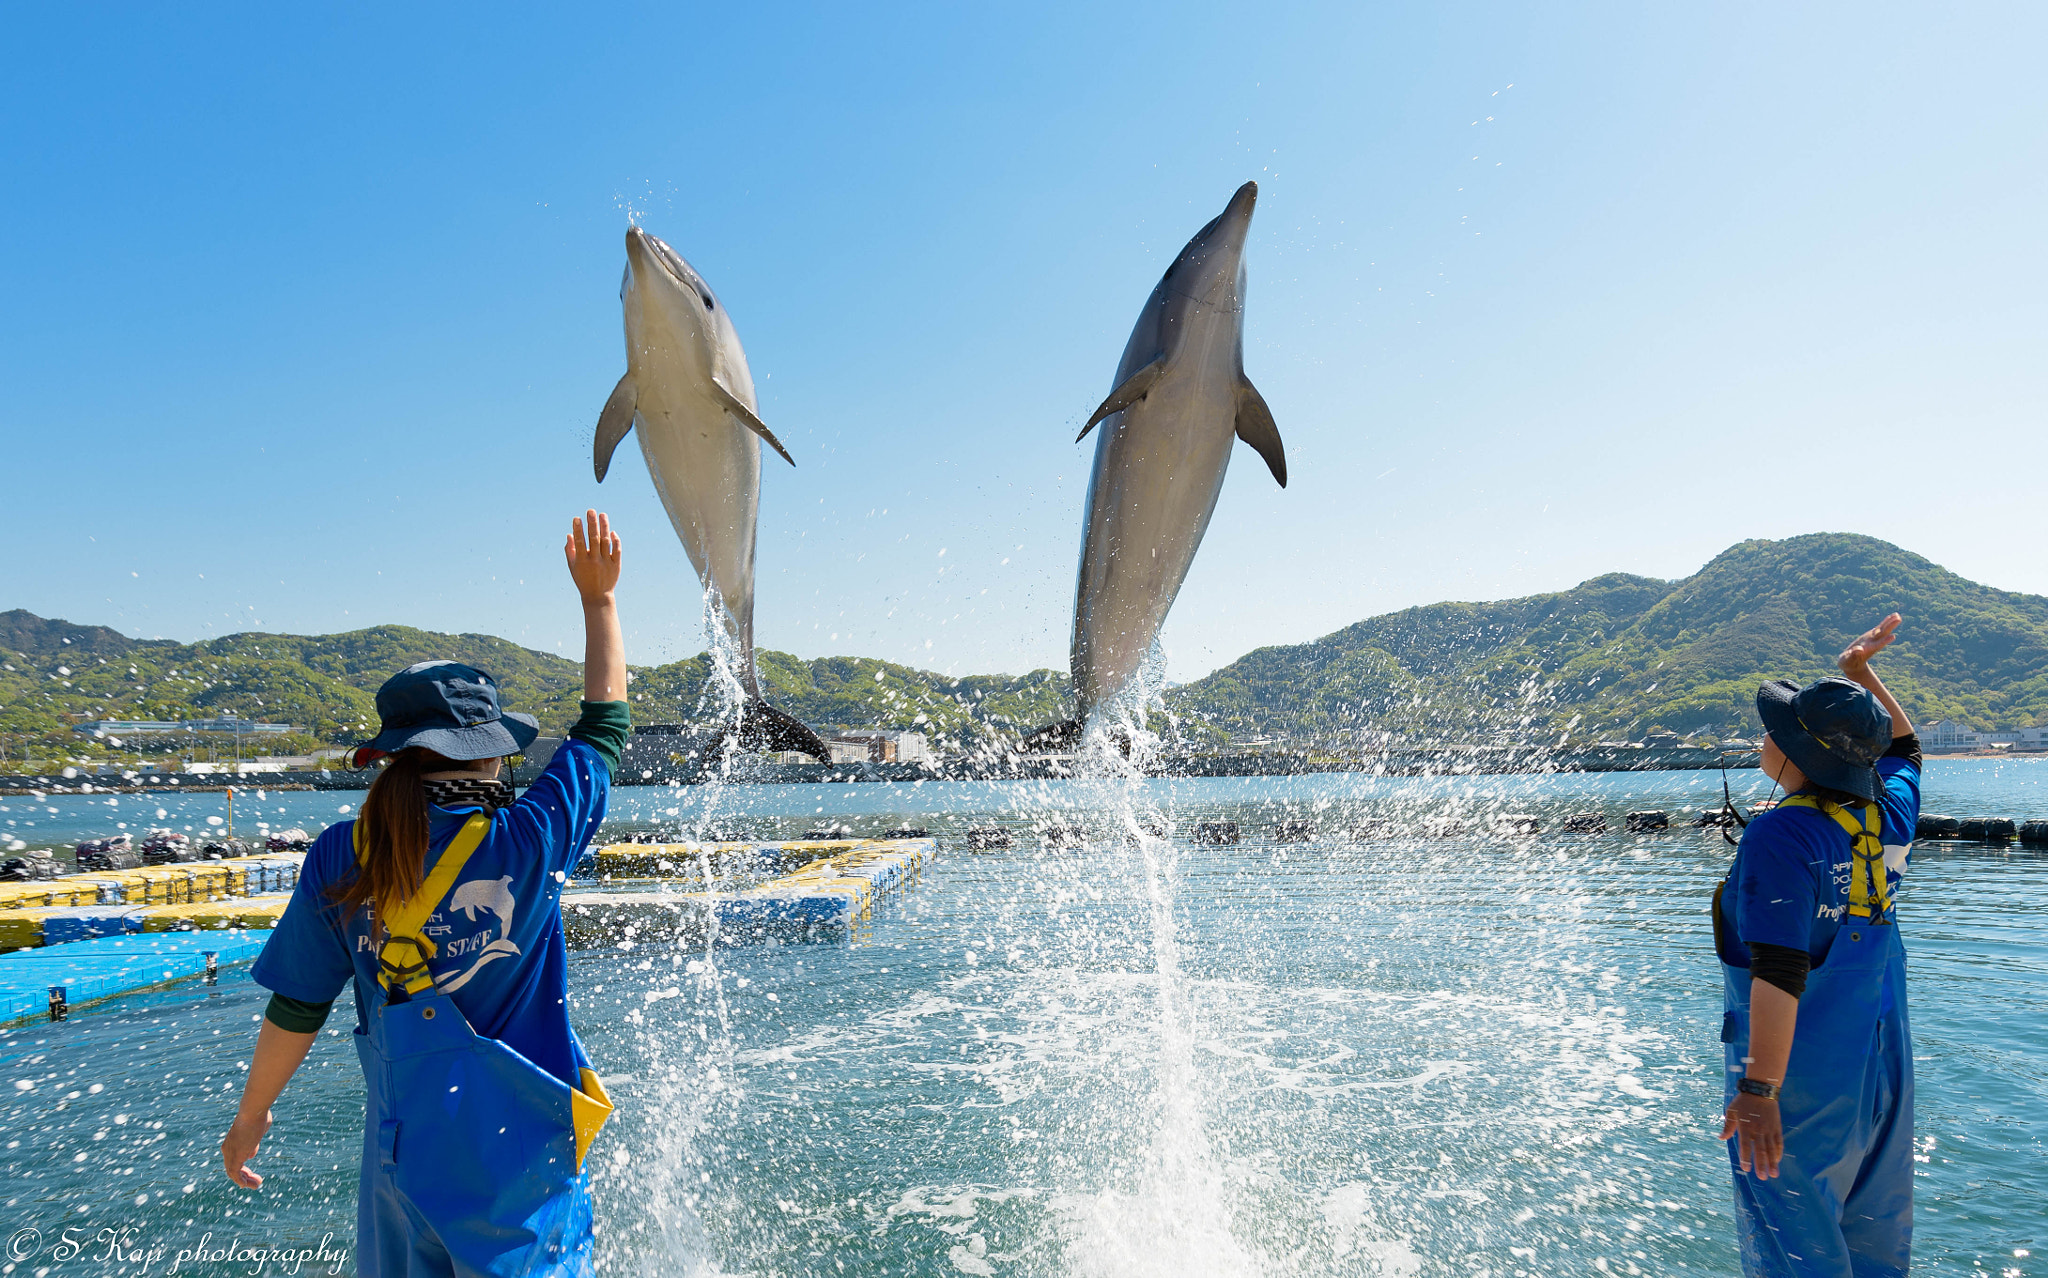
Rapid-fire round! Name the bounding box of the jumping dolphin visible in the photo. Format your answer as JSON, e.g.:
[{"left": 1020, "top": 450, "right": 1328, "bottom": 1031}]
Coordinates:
[
  {"left": 1024, "top": 182, "right": 1285, "bottom": 751},
  {"left": 593, "top": 226, "right": 829, "bottom": 760}
]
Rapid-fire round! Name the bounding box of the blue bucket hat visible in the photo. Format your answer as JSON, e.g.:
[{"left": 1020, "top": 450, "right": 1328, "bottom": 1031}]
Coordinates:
[
  {"left": 1755, "top": 676, "right": 1891, "bottom": 803},
  {"left": 350, "top": 661, "right": 540, "bottom": 768}
]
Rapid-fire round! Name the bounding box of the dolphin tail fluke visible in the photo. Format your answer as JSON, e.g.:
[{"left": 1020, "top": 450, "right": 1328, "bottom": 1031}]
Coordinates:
[
  {"left": 1077, "top": 356, "right": 1166, "bottom": 441},
  {"left": 594, "top": 373, "right": 639, "bottom": 481},
  {"left": 1235, "top": 379, "right": 1286, "bottom": 487},
  {"left": 734, "top": 698, "right": 831, "bottom": 761},
  {"left": 710, "top": 376, "right": 796, "bottom": 466},
  {"left": 1018, "top": 718, "right": 1084, "bottom": 753}
]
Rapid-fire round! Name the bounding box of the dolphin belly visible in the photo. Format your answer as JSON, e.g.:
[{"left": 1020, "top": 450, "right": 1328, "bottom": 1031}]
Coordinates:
[
  {"left": 633, "top": 378, "right": 762, "bottom": 690},
  {"left": 595, "top": 226, "right": 830, "bottom": 760},
  {"left": 1025, "top": 181, "right": 1284, "bottom": 753},
  {"left": 623, "top": 273, "right": 765, "bottom": 696},
  {"left": 1071, "top": 370, "right": 1236, "bottom": 715}
]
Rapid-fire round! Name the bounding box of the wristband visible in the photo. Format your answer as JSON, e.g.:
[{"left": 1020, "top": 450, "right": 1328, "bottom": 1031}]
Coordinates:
[{"left": 1737, "top": 1077, "right": 1781, "bottom": 1100}]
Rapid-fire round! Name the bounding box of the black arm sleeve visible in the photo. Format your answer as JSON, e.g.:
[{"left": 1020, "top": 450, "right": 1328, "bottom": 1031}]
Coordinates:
[
  {"left": 1746, "top": 942, "right": 1811, "bottom": 1000},
  {"left": 264, "top": 992, "right": 335, "bottom": 1033},
  {"left": 1884, "top": 732, "right": 1922, "bottom": 771}
]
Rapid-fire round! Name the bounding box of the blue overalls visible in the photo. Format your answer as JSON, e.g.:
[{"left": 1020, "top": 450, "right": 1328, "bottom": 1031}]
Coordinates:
[
  {"left": 1718, "top": 797, "right": 1913, "bottom": 1278},
  {"left": 355, "top": 815, "right": 613, "bottom": 1278}
]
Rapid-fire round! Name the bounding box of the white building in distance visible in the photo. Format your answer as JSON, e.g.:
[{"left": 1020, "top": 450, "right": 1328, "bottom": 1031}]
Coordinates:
[
  {"left": 1919, "top": 720, "right": 2048, "bottom": 753},
  {"left": 72, "top": 715, "right": 292, "bottom": 737},
  {"left": 828, "top": 730, "right": 931, "bottom": 765}
]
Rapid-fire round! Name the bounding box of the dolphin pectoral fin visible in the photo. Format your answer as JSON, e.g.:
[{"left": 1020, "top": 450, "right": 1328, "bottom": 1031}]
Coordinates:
[
  {"left": 1077, "top": 356, "right": 1166, "bottom": 441},
  {"left": 1019, "top": 719, "right": 1084, "bottom": 753},
  {"left": 593, "top": 373, "right": 639, "bottom": 482},
  {"left": 1235, "top": 379, "right": 1287, "bottom": 487},
  {"left": 711, "top": 377, "right": 796, "bottom": 466}
]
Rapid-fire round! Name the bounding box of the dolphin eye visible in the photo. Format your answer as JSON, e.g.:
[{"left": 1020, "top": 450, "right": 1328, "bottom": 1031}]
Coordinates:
[{"left": 701, "top": 294, "right": 714, "bottom": 310}]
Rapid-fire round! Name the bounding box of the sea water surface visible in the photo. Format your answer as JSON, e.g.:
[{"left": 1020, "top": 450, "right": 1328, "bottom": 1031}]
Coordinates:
[{"left": 0, "top": 760, "right": 2040, "bottom": 1276}]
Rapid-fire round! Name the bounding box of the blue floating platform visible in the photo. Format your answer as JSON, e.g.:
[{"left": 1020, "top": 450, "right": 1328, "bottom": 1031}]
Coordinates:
[{"left": 0, "top": 930, "right": 273, "bottom": 1024}]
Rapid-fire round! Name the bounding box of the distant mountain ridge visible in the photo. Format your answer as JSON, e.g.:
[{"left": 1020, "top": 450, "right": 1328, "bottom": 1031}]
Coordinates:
[
  {"left": 0, "top": 613, "right": 1070, "bottom": 761},
  {"left": 3, "top": 533, "right": 2042, "bottom": 765},
  {"left": 1167, "top": 533, "right": 2048, "bottom": 743}
]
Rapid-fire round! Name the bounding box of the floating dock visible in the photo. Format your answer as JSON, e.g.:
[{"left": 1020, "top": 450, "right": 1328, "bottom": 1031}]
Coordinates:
[
  {"left": 581, "top": 838, "right": 863, "bottom": 880},
  {"left": 565, "top": 837, "right": 936, "bottom": 946},
  {"left": 0, "top": 838, "right": 935, "bottom": 1024},
  {"left": 0, "top": 855, "right": 303, "bottom": 949}
]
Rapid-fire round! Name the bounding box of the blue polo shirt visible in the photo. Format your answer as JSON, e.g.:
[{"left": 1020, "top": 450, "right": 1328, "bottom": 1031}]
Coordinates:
[
  {"left": 253, "top": 722, "right": 616, "bottom": 1089},
  {"left": 1719, "top": 753, "right": 1921, "bottom": 968}
]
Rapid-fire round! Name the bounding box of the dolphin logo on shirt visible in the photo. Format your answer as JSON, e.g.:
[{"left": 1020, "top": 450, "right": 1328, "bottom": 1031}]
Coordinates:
[
  {"left": 437, "top": 875, "right": 523, "bottom": 993},
  {"left": 453, "top": 875, "right": 518, "bottom": 933}
]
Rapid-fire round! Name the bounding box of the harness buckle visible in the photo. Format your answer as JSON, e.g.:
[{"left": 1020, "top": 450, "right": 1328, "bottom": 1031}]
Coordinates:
[{"left": 377, "top": 934, "right": 437, "bottom": 990}]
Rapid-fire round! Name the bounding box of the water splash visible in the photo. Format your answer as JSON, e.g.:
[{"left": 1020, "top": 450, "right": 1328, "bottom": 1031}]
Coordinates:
[
  {"left": 609, "top": 933, "right": 736, "bottom": 1276},
  {"left": 694, "top": 588, "right": 753, "bottom": 780},
  {"left": 598, "top": 591, "right": 754, "bottom": 1275},
  {"left": 1053, "top": 646, "right": 1262, "bottom": 1276}
]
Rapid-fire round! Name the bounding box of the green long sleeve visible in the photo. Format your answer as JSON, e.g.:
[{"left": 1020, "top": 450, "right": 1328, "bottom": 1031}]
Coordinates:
[
  {"left": 567, "top": 699, "right": 631, "bottom": 775},
  {"left": 264, "top": 992, "right": 333, "bottom": 1033}
]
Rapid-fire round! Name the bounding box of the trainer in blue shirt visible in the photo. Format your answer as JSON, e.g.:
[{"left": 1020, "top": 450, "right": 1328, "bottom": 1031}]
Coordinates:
[
  {"left": 221, "top": 510, "right": 631, "bottom": 1278},
  {"left": 1713, "top": 613, "right": 1923, "bottom": 1278}
]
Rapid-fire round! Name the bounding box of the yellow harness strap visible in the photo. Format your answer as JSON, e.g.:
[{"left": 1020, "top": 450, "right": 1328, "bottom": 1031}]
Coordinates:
[
  {"left": 354, "top": 813, "right": 493, "bottom": 995},
  {"left": 353, "top": 812, "right": 616, "bottom": 1165},
  {"left": 1780, "top": 794, "right": 1891, "bottom": 920}
]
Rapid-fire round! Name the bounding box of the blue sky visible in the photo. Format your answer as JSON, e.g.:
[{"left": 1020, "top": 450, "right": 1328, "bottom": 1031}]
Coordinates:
[{"left": 5, "top": 2, "right": 2044, "bottom": 681}]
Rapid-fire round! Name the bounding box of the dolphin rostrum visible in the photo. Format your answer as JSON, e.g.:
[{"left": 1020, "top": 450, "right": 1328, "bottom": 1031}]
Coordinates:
[
  {"left": 594, "top": 225, "right": 828, "bottom": 760},
  {"left": 1024, "top": 182, "right": 1285, "bottom": 751}
]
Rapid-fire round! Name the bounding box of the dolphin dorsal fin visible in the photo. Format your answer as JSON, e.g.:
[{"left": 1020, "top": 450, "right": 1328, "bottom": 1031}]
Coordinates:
[
  {"left": 710, "top": 376, "right": 796, "bottom": 466},
  {"left": 1076, "top": 355, "right": 1166, "bottom": 442},
  {"left": 593, "top": 372, "right": 639, "bottom": 482},
  {"left": 1235, "top": 379, "right": 1286, "bottom": 487}
]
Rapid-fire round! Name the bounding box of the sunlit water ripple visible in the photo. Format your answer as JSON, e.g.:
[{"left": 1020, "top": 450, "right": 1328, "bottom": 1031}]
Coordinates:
[{"left": 0, "top": 760, "right": 2040, "bottom": 1275}]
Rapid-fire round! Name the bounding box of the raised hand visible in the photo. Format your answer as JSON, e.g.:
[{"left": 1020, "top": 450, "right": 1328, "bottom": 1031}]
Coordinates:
[
  {"left": 565, "top": 510, "right": 623, "bottom": 604},
  {"left": 1838, "top": 613, "right": 1902, "bottom": 676}
]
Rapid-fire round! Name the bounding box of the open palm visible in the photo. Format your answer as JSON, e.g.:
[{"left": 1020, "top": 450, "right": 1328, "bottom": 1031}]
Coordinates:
[
  {"left": 565, "top": 510, "right": 622, "bottom": 602},
  {"left": 1839, "top": 613, "right": 1902, "bottom": 674}
]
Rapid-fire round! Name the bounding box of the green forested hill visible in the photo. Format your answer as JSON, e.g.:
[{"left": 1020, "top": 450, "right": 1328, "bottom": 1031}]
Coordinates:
[
  {"left": 0, "top": 616, "right": 596, "bottom": 765},
  {"left": 1166, "top": 533, "right": 2048, "bottom": 744},
  {"left": 630, "top": 651, "right": 1072, "bottom": 748},
  {"left": 0, "top": 610, "right": 1070, "bottom": 767},
  {"left": 5, "top": 532, "right": 2042, "bottom": 768}
]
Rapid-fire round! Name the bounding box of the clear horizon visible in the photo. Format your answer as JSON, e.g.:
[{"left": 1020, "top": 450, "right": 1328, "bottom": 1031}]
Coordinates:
[{"left": 5, "top": 4, "right": 2044, "bottom": 683}]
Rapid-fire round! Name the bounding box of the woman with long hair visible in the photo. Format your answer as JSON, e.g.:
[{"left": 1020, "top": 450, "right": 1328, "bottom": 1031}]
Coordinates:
[{"left": 222, "top": 511, "right": 629, "bottom": 1278}]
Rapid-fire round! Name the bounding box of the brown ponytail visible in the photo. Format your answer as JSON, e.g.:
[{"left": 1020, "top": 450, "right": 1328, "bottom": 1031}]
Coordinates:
[{"left": 331, "top": 746, "right": 451, "bottom": 915}]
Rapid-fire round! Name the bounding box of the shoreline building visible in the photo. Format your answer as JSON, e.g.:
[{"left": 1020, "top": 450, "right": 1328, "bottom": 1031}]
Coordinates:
[
  {"left": 827, "top": 730, "right": 931, "bottom": 765},
  {"left": 71, "top": 714, "right": 293, "bottom": 738},
  {"left": 1919, "top": 720, "right": 2048, "bottom": 754}
]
